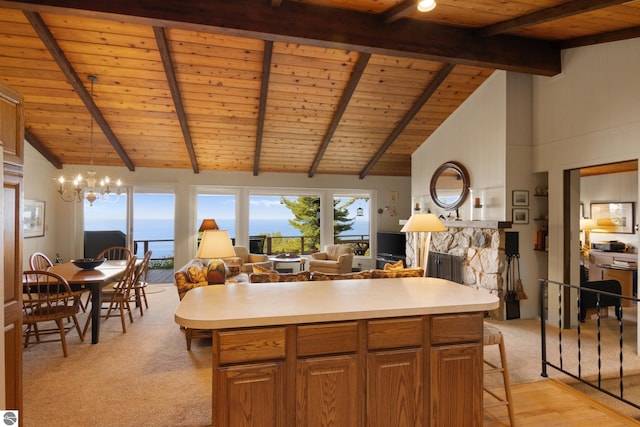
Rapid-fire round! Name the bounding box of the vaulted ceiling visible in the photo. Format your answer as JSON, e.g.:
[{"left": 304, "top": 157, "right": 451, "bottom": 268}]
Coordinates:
[{"left": 1, "top": 0, "right": 640, "bottom": 178}]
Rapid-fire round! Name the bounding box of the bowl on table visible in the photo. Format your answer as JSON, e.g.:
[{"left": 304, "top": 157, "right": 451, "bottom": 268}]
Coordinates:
[{"left": 71, "top": 258, "right": 105, "bottom": 270}]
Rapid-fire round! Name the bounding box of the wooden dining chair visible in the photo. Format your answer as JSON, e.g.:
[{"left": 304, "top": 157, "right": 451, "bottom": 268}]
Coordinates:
[
  {"left": 30, "top": 251, "right": 92, "bottom": 315},
  {"left": 29, "top": 252, "right": 54, "bottom": 270},
  {"left": 96, "top": 246, "right": 132, "bottom": 261},
  {"left": 22, "top": 270, "right": 84, "bottom": 357},
  {"left": 132, "top": 250, "right": 152, "bottom": 316},
  {"left": 82, "top": 256, "right": 138, "bottom": 335}
]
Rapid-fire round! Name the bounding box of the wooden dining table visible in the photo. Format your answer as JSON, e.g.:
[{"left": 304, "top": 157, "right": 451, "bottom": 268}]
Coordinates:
[{"left": 48, "top": 260, "right": 132, "bottom": 344}]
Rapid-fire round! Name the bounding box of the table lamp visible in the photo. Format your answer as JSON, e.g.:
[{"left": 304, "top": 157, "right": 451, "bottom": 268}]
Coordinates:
[
  {"left": 400, "top": 213, "right": 447, "bottom": 277},
  {"left": 580, "top": 218, "right": 596, "bottom": 250},
  {"left": 196, "top": 229, "right": 236, "bottom": 284},
  {"left": 199, "top": 218, "right": 219, "bottom": 232}
]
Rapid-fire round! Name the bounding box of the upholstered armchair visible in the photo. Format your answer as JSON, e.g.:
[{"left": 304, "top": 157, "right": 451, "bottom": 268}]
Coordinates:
[
  {"left": 308, "top": 245, "right": 354, "bottom": 274},
  {"left": 232, "top": 246, "right": 272, "bottom": 273}
]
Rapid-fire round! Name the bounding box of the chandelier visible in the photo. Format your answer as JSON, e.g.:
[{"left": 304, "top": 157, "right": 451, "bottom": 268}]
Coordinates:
[{"left": 57, "top": 75, "right": 122, "bottom": 206}]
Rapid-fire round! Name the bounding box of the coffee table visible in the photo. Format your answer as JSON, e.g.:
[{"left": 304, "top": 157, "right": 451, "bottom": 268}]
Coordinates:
[{"left": 268, "top": 254, "right": 306, "bottom": 272}]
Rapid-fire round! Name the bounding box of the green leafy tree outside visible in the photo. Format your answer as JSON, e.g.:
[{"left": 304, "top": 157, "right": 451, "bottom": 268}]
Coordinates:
[{"left": 279, "top": 196, "right": 357, "bottom": 252}]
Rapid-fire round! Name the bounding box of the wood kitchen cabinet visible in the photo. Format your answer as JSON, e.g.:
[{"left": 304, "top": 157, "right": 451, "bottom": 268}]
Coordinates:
[
  {"left": 297, "top": 355, "right": 359, "bottom": 425},
  {"left": 367, "top": 349, "right": 423, "bottom": 426},
  {"left": 175, "top": 279, "right": 498, "bottom": 427},
  {"left": 210, "top": 313, "right": 483, "bottom": 427}
]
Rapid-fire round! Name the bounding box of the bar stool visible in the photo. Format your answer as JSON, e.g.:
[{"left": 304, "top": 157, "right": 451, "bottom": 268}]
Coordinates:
[{"left": 483, "top": 322, "right": 516, "bottom": 426}]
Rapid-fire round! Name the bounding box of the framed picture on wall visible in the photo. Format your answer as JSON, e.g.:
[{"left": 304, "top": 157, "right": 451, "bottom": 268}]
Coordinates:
[
  {"left": 512, "top": 208, "right": 529, "bottom": 224},
  {"left": 590, "top": 202, "right": 635, "bottom": 234},
  {"left": 512, "top": 190, "right": 529, "bottom": 206},
  {"left": 24, "top": 199, "right": 45, "bottom": 238}
]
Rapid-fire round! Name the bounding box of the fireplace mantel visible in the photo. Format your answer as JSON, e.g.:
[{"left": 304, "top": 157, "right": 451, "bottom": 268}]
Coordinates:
[{"left": 442, "top": 220, "right": 512, "bottom": 229}]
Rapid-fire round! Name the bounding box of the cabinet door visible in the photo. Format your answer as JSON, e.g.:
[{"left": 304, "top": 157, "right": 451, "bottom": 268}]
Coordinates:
[
  {"left": 297, "top": 355, "right": 359, "bottom": 426},
  {"left": 0, "top": 83, "right": 24, "bottom": 166},
  {"left": 367, "top": 349, "right": 423, "bottom": 427},
  {"left": 4, "top": 170, "right": 22, "bottom": 412},
  {"left": 430, "top": 343, "right": 482, "bottom": 427},
  {"left": 215, "top": 362, "right": 285, "bottom": 427}
]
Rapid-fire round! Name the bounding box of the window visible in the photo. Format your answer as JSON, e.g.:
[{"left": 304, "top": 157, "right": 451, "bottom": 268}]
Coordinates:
[
  {"left": 249, "top": 194, "right": 320, "bottom": 255},
  {"left": 197, "top": 193, "right": 236, "bottom": 239},
  {"left": 334, "top": 195, "right": 370, "bottom": 256},
  {"left": 133, "top": 193, "right": 175, "bottom": 266}
]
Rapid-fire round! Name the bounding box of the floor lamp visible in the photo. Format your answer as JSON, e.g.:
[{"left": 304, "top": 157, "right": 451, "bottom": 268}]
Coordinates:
[{"left": 401, "top": 213, "right": 447, "bottom": 277}]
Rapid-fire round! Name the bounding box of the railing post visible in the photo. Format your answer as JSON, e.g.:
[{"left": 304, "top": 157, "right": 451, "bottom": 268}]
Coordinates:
[{"left": 540, "top": 278, "right": 548, "bottom": 377}]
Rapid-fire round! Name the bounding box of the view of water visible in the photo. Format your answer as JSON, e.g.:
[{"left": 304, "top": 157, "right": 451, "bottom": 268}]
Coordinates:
[{"left": 85, "top": 218, "right": 370, "bottom": 259}]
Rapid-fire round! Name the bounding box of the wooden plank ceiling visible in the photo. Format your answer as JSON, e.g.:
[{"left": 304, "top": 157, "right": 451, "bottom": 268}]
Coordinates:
[{"left": 1, "top": 0, "right": 640, "bottom": 178}]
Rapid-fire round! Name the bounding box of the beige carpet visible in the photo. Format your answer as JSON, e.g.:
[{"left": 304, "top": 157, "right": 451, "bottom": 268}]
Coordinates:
[
  {"left": 22, "top": 284, "right": 213, "bottom": 427},
  {"left": 22, "top": 285, "right": 640, "bottom": 425}
]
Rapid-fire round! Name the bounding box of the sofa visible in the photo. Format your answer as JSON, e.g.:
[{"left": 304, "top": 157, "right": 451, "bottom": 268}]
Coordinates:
[
  {"left": 174, "top": 258, "right": 248, "bottom": 300},
  {"left": 174, "top": 257, "right": 423, "bottom": 350},
  {"left": 308, "top": 245, "right": 354, "bottom": 274},
  {"left": 249, "top": 267, "right": 424, "bottom": 283}
]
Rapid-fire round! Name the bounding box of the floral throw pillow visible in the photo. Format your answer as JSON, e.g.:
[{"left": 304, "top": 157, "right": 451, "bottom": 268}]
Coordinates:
[
  {"left": 187, "top": 265, "right": 207, "bottom": 283},
  {"left": 371, "top": 268, "right": 424, "bottom": 278},
  {"left": 253, "top": 264, "right": 277, "bottom": 274},
  {"left": 311, "top": 271, "right": 372, "bottom": 281},
  {"left": 383, "top": 260, "right": 404, "bottom": 270}
]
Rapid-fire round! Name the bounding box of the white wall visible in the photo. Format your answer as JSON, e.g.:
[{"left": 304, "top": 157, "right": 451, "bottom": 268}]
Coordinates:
[
  {"left": 531, "top": 38, "right": 640, "bottom": 287},
  {"left": 412, "top": 71, "right": 507, "bottom": 220},
  {"left": 23, "top": 144, "right": 411, "bottom": 270}
]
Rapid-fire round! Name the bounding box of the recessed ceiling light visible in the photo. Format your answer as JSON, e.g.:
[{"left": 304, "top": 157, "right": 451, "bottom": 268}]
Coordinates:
[{"left": 417, "top": 0, "right": 436, "bottom": 13}]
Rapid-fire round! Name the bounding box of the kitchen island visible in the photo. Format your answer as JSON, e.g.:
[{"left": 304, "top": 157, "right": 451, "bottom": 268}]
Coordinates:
[{"left": 175, "top": 277, "right": 499, "bottom": 426}]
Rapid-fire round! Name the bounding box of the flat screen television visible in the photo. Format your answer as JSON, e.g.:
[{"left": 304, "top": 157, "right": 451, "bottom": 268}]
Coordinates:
[{"left": 377, "top": 231, "right": 406, "bottom": 259}]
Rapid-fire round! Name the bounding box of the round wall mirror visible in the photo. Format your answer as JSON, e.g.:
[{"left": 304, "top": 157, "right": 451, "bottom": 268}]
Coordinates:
[{"left": 430, "top": 161, "right": 470, "bottom": 210}]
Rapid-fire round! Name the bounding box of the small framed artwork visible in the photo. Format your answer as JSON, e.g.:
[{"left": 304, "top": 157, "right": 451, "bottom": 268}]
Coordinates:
[
  {"left": 512, "top": 208, "right": 529, "bottom": 224},
  {"left": 389, "top": 191, "right": 399, "bottom": 204},
  {"left": 512, "top": 190, "right": 529, "bottom": 207},
  {"left": 23, "top": 199, "right": 45, "bottom": 238},
  {"left": 590, "top": 202, "right": 635, "bottom": 234}
]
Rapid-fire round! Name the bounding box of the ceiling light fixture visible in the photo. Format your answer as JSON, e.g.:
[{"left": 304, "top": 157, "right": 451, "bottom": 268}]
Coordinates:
[
  {"left": 417, "top": 0, "right": 436, "bottom": 12},
  {"left": 57, "top": 75, "right": 122, "bottom": 206}
]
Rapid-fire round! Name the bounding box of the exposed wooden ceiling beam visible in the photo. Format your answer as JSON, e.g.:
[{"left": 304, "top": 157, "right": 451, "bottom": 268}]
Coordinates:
[
  {"left": 383, "top": 0, "right": 416, "bottom": 24},
  {"left": 478, "top": 0, "right": 632, "bottom": 37},
  {"left": 254, "top": 40, "right": 273, "bottom": 176},
  {"left": 359, "top": 63, "right": 455, "bottom": 179},
  {"left": 562, "top": 25, "right": 640, "bottom": 49},
  {"left": 308, "top": 52, "right": 371, "bottom": 178},
  {"left": 1, "top": 0, "right": 561, "bottom": 76},
  {"left": 24, "top": 127, "right": 62, "bottom": 169},
  {"left": 23, "top": 11, "right": 135, "bottom": 171},
  {"left": 153, "top": 26, "right": 199, "bottom": 174}
]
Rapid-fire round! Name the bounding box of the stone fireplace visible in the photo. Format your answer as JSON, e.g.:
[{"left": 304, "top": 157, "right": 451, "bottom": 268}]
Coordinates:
[{"left": 404, "top": 220, "right": 512, "bottom": 319}]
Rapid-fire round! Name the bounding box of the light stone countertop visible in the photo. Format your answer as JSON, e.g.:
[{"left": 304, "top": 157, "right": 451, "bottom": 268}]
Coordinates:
[{"left": 174, "top": 277, "right": 500, "bottom": 330}]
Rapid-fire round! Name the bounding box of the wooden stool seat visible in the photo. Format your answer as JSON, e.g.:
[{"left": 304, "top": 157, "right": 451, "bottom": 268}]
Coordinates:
[{"left": 483, "top": 323, "right": 516, "bottom": 426}]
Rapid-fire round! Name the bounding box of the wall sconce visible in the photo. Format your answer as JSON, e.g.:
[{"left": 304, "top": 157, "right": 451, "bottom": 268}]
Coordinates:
[{"left": 377, "top": 206, "right": 397, "bottom": 216}]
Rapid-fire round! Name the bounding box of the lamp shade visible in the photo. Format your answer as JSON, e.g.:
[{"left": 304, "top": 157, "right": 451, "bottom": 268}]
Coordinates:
[
  {"left": 198, "top": 218, "right": 219, "bottom": 232},
  {"left": 579, "top": 218, "right": 596, "bottom": 231},
  {"left": 400, "top": 213, "right": 447, "bottom": 233},
  {"left": 196, "top": 230, "right": 236, "bottom": 259}
]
